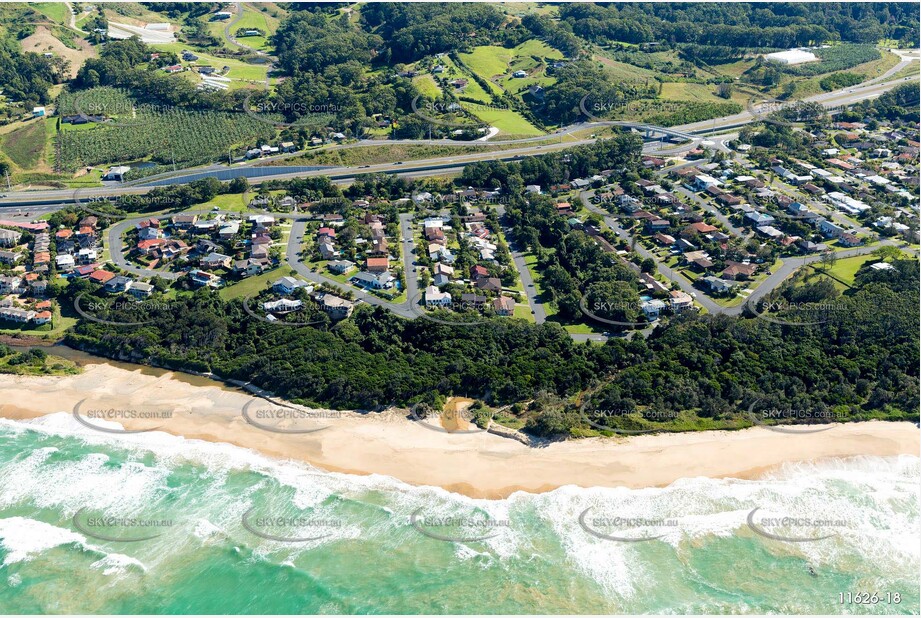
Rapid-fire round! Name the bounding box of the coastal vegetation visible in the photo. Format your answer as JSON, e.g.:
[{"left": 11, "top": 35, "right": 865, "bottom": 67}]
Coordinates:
[{"left": 0, "top": 344, "right": 80, "bottom": 376}]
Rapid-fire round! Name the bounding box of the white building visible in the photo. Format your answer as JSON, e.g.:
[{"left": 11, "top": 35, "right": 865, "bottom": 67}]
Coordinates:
[{"left": 424, "top": 286, "right": 452, "bottom": 308}]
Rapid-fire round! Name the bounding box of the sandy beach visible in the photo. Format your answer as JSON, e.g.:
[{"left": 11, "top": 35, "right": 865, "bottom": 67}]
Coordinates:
[{"left": 0, "top": 361, "right": 917, "bottom": 499}]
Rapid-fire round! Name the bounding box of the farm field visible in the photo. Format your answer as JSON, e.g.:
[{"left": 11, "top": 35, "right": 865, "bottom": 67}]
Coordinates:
[{"left": 55, "top": 87, "right": 275, "bottom": 171}]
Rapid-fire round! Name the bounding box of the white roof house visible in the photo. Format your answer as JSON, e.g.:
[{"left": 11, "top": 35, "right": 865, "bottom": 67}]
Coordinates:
[{"left": 765, "top": 49, "right": 818, "bottom": 65}]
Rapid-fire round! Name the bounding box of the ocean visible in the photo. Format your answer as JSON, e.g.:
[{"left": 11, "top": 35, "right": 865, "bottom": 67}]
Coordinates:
[{"left": 0, "top": 413, "right": 918, "bottom": 614}]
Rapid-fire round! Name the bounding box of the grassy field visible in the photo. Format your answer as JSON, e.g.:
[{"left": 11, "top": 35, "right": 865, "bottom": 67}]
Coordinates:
[
  {"left": 0, "top": 120, "right": 47, "bottom": 170},
  {"left": 218, "top": 266, "right": 293, "bottom": 300},
  {"left": 31, "top": 2, "right": 69, "bottom": 24},
  {"left": 229, "top": 4, "right": 280, "bottom": 53},
  {"left": 200, "top": 192, "right": 251, "bottom": 212},
  {"left": 471, "top": 106, "right": 543, "bottom": 138},
  {"left": 592, "top": 53, "right": 660, "bottom": 82},
  {"left": 808, "top": 254, "right": 877, "bottom": 287},
  {"left": 412, "top": 74, "right": 442, "bottom": 99},
  {"left": 0, "top": 349, "right": 80, "bottom": 376},
  {"left": 460, "top": 46, "right": 513, "bottom": 79}
]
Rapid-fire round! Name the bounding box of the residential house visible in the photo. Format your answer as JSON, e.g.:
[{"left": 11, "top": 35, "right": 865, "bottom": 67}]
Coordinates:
[
  {"left": 352, "top": 271, "right": 395, "bottom": 290},
  {"left": 201, "top": 252, "right": 232, "bottom": 270},
  {"left": 669, "top": 291, "right": 694, "bottom": 312},
  {"left": 104, "top": 276, "right": 133, "bottom": 293},
  {"left": 188, "top": 270, "right": 220, "bottom": 288},
  {"left": 0, "top": 250, "right": 21, "bottom": 265},
  {"left": 89, "top": 270, "right": 116, "bottom": 285},
  {"left": 492, "top": 296, "right": 515, "bottom": 316},
  {"left": 328, "top": 260, "right": 356, "bottom": 275},
  {"left": 818, "top": 219, "right": 845, "bottom": 238},
  {"left": 425, "top": 286, "right": 452, "bottom": 308},
  {"left": 55, "top": 254, "right": 76, "bottom": 271},
  {"left": 839, "top": 232, "right": 862, "bottom": 247},
  {"left": 321, "top": 294, "right": 354, "bottom": 319},
  {"left": 233, "top": 259, "right": 264, "bottom": 277},
  {"left": 273, "top": 276, "right": 312, "bottom": 295},
  {"left": 0, "top": 229, "right": 22, "bottom": 247},
  {"left": 172, "top": 214, "right": 198, "bottom": 229},
  {"left": 318, "top": 241, "right": 338, "bottom": 260},
  {"left": 460, "top": 293, "right": 488, "bottom": 309},
  {"left": 475, "top": 277, "right": 502, "bottom": 293},
  {"left": 701, "top": 276, "right": 734, "bottom": 294},
  {"left": 128, "top": 282, "right": 154, "bottom": 299},
  {"left": 641, "top": 299, "right": 667, "bottom": 320},
  {"left": 366, "top": 257, "right": 389, "bottom": 273},
  {"left": 219, "top": 222, "right": 240, "bottom": 239},
  {"left": 0, "top": 275, "right": 23, "bottom": 294},
  {"left": 722, "top": 261, "right": 757, "bottom": 280},
  {"left": 263, "top": 298, "right": 303, "bottom": 313}
]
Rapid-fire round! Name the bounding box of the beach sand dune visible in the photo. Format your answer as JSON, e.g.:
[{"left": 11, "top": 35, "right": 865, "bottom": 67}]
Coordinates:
[{"left": 1, "top": 362, "right": 917, "bottom": 499}]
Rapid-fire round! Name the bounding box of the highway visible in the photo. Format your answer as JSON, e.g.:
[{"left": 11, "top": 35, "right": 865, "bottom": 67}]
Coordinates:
[{"left": 2, "top": 64, "right": 915, "bottom": 211}]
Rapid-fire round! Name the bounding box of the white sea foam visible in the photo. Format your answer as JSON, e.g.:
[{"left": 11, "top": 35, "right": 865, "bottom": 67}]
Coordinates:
[
  {"left": 0, "top": 516, "right": 86, "bottom": 565},
  {"left": 0, "top": 516, "right": 146, "bottom": 577},
  {"left": 1, "top": 413, "right": 917, "bottom": 601}
]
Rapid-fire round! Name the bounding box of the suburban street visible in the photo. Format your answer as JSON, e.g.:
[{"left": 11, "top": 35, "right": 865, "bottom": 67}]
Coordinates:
[
  {"left": 497, "top": 206, "right": 547, "bottom": 325},
  {"left": 397, "top": 213, "right": 420, "bottom": 309},
  {"left": 3, "top": 56, "right": 916, "bottom": 341}
]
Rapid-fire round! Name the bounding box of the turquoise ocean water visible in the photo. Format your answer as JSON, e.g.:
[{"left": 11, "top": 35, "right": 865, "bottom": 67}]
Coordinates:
[{"left": 0, "top": 413, "right": 918, "bottom": 614}]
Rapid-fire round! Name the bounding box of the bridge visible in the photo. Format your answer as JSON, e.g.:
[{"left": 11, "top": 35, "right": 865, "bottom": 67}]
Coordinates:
[{"left": 611, "top": 121, "right": 699, "bottom": 142}]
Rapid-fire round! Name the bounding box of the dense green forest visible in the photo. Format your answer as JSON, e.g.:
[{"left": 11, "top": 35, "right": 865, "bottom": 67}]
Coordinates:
[{"left": 558, "top": 3, "right": 919, "bottom": 48}]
